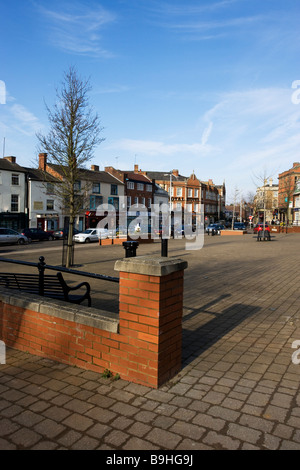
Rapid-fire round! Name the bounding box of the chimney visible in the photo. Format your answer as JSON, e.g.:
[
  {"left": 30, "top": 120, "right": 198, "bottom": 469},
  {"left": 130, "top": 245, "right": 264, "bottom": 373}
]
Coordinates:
[
  {"left": 172, "top": 169, "right": 179, "bottom": 177},
  {"left": 4, "top": 156, "right": 16, "bottom": 163},
  {"left": 91, "top": 164, "right": 99, "bottom": 172},
  {"left": 134, "top": 164, "right": 139, "bottom": 173},
  {"left": 269, "top": 178, "right": 273, "bottom": 187},
  {"left": 39, "top": 153, "right": 47, "bottom": 171}
]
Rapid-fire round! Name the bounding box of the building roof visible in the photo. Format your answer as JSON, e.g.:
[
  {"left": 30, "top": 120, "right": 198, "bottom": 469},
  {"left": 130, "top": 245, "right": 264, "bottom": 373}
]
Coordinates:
[
  {"left": 145, "top": 171, "right": 187, "bottom": 182},
  {"left": 0, "top": 158, "right": 27, "bottom": 173},
  {"left": 48, "top": 164, "right": 124, "bottom": 185},
  {"left": 154, "top": 184, "right": 169, "bottom": 196},
  {"left": 23, "top": 167, "right": 60, "bottom": 183},
  {"left": 124, "top": 172, "right": 153, "bottom": 183}
]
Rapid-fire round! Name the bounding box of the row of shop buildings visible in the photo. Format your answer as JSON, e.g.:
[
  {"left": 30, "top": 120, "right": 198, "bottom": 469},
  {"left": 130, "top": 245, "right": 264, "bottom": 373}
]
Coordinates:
[
  {"left": 0, "top": 154, "right": 226, "bottom": 232},
  {"left": 253, "top": 162, "right": 300, "bottom": 226}
]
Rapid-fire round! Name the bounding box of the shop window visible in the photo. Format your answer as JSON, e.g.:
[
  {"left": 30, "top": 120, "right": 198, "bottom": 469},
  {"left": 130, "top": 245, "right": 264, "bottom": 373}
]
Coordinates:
[
  {"left": 108, "top": 197, "right": 119, "bottom": 210},
  {"left": 90, "top": 195, "right": 103, "bottom": 210}
]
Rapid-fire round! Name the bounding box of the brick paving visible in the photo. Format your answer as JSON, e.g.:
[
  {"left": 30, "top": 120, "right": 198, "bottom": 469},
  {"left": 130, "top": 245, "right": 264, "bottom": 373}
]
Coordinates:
[{"left": 0, "top": 232, "right": 300, "bottom": 450}]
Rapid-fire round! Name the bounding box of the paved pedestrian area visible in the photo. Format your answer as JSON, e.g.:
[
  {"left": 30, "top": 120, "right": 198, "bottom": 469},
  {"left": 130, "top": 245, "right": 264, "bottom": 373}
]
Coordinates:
[{"left": 0, "top": 232, "right": 300, "bottom": 450}]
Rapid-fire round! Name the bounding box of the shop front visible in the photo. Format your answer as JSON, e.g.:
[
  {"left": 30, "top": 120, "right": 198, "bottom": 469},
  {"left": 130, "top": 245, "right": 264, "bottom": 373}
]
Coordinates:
[{"left": 36, "top": 213, "right": 59, "bottom": 231}]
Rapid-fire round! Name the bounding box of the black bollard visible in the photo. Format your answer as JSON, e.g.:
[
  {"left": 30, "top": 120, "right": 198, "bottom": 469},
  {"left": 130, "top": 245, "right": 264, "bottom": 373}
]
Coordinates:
[
  {"left": 123, "top": 241, "right": 139, "bottom": 258},
  {"left": 38, "top": 256, "right": 46, "bottom": 296},
  {"left": 161, "top": 238, "right": 168, "bottom": 257}
]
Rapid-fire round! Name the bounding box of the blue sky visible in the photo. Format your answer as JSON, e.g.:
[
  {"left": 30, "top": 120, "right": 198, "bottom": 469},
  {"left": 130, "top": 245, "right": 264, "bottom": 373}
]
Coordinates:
[{"left": 1, "top": 0, "right": 300, "bottom": 201}]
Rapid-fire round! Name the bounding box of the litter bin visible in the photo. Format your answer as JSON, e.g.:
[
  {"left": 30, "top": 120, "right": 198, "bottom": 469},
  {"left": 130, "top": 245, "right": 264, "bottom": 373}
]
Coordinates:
[
  {"left": 264, "top": 230, "right": 271, "bottom": 241},
  {"left": 123, "top": 241, "right": 139, "bottom": 258},
  {"left": 257, "top": 230, "right": 270, "bottom": 241},
  {"left": 257, "top": 230, "right": 263, "bottom": 241}
]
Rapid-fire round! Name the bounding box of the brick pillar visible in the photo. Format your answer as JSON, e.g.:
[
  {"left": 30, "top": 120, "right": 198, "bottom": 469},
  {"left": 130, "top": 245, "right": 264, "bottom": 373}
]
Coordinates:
[{"left": 115, "top": 256, "right": 188, "bottom": 388}]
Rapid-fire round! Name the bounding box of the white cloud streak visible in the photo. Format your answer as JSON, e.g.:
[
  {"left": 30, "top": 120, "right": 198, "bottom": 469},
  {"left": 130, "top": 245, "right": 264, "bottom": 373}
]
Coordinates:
[
  {"left": 147, "top": 0, "right": 265, "bottom": 40},
  {"left": 9, "top": 104, "right": 42, "bottom": 136},
  {"left": 37, "top": 2, "right": 116, "bottom": 57},
  {"left": 104, "top": 86, "right": 300, "bottom": 189},
  {"left": 106, "top": 138, "right": 212, "bottom": 156}
]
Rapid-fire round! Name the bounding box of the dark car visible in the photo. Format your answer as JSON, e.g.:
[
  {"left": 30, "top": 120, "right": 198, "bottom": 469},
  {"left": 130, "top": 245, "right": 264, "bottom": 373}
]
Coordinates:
[
  {"left": 253, "top": 223, "right": 270, "bottom": 233},
  {"left": 206, "top": 223, "right": 225, "bottom": 234},
  {"left": 53, "top": 227, "right": 80, "bottom": 239},
  {"left": 233, "top": 223, "right": 247, "bottom": 231},
  {"left": 20, "top": 228, "right": 54, "bottom": 242}
]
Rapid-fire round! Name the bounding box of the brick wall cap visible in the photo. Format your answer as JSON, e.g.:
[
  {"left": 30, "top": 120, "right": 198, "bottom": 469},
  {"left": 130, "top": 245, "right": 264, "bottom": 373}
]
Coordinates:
[
  {"left": 114, "top": 256, "right": 188, "bottom": 276},
  {"left": 0, "top": 288, "right": 119, "bottom": 333}
]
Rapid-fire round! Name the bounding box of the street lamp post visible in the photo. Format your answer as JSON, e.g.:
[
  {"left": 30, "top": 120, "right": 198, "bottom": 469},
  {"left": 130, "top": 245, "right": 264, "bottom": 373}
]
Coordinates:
[{"left": 161, "top": 172, "right": 173, "bottom": 257}]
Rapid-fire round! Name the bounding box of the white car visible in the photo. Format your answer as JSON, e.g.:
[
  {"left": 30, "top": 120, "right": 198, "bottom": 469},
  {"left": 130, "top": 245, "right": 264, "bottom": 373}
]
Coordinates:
[{"left": 73, "top": 228, "right": 109, "bottom": 243}]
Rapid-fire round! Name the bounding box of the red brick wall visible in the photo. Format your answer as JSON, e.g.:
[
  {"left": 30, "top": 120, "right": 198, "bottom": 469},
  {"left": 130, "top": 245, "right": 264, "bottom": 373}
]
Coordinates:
[
  {"left": 270, "top": 226, "right": 300, "bottom": 233},
  {"left": 0, "top": 260, "right": 185, "bottom": 388},
  {"left": 118, "top": 269, "right": 184, "bottom": 387},
  {"left": 0, "top": 303, "right": 119, "bottom": 374}
]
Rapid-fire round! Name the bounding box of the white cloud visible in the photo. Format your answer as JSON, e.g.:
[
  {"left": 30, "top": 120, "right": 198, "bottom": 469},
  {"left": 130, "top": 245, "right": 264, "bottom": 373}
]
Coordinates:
[
  {"left": 9, "top": 104, "right": 42, "bottom": 136},
  {"left": 201, "top": 122, "right": 213, "bottom": 146},
  {"left": 200, "top": 87, "right": 300, "bottom": 189},
  {"left": 148, "top": 0, "right": 266, "bottom": 40},
  {"left": 38, "top": 3, "right": 116, "bottom": 57},
  {"left": 104, "top": 85, "right": 300, "bottom": 193},
  {"left": 105, "top": 137, "right": 214, "bottom": 158},
  {"left": 0, "top": 95, "right": 44, "bottom": 142}
]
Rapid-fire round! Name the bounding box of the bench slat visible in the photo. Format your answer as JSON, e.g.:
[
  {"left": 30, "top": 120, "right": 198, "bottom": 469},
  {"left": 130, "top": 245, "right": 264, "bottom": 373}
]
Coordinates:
[{"left": 0, "top": 272, "right": 91, "bottom": 306}]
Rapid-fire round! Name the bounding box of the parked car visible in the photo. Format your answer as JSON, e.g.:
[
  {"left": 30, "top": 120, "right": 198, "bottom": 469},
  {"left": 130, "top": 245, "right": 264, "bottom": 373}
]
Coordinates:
[
  {"left": 0, "top": 228, "right": 28, "bottom": 245},
  {"left": 20, "top": 228, "right": 54, "bottom": 242},
  {"left": 233, "top": 222, "right": 247, "bottom": 230},
  {"left": 172, "top": 225, "right": 185, "bottom": 237},
  {"left": 73, "top": 228, "right": 109, "bottom": 243},
  {"left": 206, "top": 223, "right": 225, "bottom": 234},
  {"left": 53, "top": 227, "right": 80, "bottom": 240},
  {"left": 253, "top": 223, "right": 270, "bottom": 233}
]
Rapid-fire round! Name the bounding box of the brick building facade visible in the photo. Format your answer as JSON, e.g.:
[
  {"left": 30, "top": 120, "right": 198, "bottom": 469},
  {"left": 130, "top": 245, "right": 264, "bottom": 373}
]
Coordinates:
[{"left": 278, "top": 162, "right": 300, "bottom": 225}]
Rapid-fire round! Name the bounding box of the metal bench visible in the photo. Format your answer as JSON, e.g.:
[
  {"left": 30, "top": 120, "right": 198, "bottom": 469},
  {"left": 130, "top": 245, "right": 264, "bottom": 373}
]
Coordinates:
[{"left": 0, "top": 271, "right": 91, "bottom": 306}]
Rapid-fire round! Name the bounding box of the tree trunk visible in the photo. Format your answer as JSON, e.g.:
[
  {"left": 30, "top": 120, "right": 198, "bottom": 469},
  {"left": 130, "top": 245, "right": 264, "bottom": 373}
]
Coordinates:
[{"left": 66, "top": 218, "right": 74, "bottom": 268}]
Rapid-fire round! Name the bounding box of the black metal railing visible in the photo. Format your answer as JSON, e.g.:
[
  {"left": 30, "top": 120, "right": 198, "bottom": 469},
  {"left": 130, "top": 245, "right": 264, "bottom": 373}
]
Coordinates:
[{"left": 0, "top": 256, "right": 119, "bottom": 296}]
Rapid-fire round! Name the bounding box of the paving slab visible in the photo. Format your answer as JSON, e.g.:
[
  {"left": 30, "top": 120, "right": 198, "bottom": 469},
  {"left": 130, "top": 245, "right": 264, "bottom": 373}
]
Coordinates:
[{"left": 0, "top": 232, "right": 300, "bottom": 451}]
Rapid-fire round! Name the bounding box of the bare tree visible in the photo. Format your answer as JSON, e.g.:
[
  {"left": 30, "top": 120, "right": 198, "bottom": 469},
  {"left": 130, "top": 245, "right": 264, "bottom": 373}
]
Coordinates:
[
  {"left": 252, "top": 170, "right": 275, "bottom": 232},
  {"left": 278, "top": 173, "right": 294, "bottom": 232},
  {"left": 37, "top": 66, "right": 104, "bottom": 267},
  {"left": 246, "top": 191, "right": 255, "bottom": 222},
  {"left": 231, "top": 187, "right": 239, "bottom": 229}
]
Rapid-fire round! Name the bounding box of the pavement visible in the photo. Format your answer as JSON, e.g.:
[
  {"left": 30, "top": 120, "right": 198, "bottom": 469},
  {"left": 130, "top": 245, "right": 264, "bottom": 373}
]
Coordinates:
[{"left": 0, "top": 231, "right": 300, "bottom": 451}]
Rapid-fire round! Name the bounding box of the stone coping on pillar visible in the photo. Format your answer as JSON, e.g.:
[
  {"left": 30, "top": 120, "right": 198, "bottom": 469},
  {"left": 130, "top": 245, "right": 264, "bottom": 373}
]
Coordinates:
[{"left": 114, "top": 256, "right": 188, "bottom": 277}]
